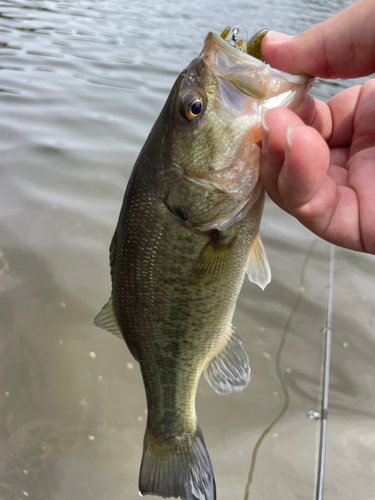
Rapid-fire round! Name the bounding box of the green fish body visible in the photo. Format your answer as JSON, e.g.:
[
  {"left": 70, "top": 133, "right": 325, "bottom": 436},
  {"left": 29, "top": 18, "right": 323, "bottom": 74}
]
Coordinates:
[{"left": 95, "top": 30, "right": 313, "bottom": 500}]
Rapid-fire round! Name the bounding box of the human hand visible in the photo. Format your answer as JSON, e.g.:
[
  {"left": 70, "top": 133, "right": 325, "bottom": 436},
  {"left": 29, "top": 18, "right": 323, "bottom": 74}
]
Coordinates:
[{"left": 260, "top": 0, "right": 375, "bottom": 253}]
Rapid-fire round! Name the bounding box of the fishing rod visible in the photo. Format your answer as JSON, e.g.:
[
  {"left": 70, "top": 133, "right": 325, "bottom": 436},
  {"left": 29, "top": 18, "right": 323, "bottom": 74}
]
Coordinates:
[
  {"left": 245, "top": 241, "right": 318, "bottom": 500},
  {"left": 314, "top": 244, "right": 335, "bottom": 500},
  {"left": 245, "top": 242, "right": 335, "bottom": 500}
]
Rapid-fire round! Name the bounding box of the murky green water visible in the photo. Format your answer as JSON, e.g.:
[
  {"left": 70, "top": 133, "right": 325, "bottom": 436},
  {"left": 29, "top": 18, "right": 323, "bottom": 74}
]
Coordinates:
[{"left": 1, "top": 0, "right": 374, "bottom": 499}]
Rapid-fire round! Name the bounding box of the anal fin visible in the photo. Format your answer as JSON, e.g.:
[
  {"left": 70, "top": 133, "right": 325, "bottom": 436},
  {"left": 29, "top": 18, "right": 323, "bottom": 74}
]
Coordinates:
[{"left": 204, "top": 325, "right": 250, "bottom": 395}]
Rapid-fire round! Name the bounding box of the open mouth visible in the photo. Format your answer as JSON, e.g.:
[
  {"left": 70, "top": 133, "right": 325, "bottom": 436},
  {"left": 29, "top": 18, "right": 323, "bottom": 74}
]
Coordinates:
[{"left": 201, "top": 27, "right": 314, "bottom": 104}]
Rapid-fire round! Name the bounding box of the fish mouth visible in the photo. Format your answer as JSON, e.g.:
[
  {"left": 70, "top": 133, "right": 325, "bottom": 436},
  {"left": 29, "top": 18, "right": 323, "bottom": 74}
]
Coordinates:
[
  {"left": 201, "top": 31, "right": 313, "bottom": 103},
  {"left": 202, "top": 32, "right": 271, "bottom": 100}
]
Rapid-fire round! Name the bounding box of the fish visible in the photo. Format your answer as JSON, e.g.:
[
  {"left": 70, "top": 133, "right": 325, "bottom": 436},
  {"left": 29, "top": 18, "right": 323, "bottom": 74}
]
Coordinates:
[{"left": 94, "top": 27, "right": 314, "bottom": 500}]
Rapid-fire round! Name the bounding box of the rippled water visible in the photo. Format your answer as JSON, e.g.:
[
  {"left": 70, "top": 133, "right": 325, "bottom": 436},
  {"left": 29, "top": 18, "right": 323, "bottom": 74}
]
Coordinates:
[{"left": 1, "top": 1, "right": 374, "bottom": 499}]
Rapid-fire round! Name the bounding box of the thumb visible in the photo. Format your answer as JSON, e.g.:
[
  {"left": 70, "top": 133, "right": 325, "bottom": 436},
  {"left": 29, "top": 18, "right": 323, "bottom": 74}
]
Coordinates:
[{"left": 261, "top": 0, "right": 375, "bottom": 79}]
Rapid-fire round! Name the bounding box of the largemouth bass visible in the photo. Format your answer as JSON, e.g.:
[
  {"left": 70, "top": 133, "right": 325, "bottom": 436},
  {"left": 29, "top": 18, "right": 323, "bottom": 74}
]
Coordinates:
[{"left": 95, "top": 27, "right": 313, "bottom": 500}]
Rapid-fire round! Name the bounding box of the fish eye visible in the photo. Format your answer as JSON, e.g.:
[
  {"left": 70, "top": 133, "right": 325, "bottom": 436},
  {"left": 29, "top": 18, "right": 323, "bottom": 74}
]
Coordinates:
[{"left": 181, "top": 93, "right": 204, "bottom": 121}]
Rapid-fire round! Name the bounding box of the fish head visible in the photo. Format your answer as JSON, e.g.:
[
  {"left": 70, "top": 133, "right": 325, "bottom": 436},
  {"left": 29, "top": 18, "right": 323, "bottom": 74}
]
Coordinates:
[{"left": 158, "top": 30, "right": 314, "bottom": 229}]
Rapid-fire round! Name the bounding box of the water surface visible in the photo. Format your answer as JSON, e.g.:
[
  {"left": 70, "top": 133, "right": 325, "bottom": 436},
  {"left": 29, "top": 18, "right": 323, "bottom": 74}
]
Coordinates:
[{"left": 1, "top": 1, "right": 374, "bottom": 499}]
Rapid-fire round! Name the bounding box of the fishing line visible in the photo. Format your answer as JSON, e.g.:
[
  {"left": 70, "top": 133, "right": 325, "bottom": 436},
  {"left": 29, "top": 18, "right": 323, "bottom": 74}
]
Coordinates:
[
  {"left": 314, "top": 244, "right": 335, "bottom": 500},
  {"left": 243, "top": 241, "right": 317, "bottom": 500}
]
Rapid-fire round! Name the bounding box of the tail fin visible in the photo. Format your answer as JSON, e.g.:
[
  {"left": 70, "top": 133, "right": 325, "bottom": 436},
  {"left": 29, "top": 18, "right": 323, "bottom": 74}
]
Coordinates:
[{"left": 139, "top": 425, "right": 216, "bottom": 500}]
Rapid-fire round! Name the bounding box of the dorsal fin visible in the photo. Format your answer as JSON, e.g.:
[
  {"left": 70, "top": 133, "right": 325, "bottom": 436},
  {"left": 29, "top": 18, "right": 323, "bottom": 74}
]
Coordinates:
[
  {"left": 204, "top": 325, "right": 250, "bottom": 395},
  {"left": 246, "top": 232, "right": 271, "bottom": 290},
  {"left": 93, "top": 296, "right": 123, "bottom": 340},
  {"left": 109, "top": 229, "right": 117, "bottom": 284},
  {"left": 94, "top": 297, "right": 140, "bottom": 361}
]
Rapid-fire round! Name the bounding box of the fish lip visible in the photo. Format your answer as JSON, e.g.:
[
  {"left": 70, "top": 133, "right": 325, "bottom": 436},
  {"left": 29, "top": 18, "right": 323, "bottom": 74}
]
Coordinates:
[
  {"left": 201, "top": 31, "right": 313, "bottom": 93},
  {"left": 202, "top": 32, "right": 265, "bottom": 66},
  {"left": 201, "top": 31, "right": 268, "bottom": 88}
]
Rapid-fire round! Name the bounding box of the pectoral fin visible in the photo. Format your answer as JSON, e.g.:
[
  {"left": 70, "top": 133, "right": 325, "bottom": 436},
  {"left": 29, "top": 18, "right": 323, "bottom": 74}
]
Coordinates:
[
  {"left": 204, "top": 325, "right": 250, "bottom": 395},
  {"left": 189, "top": 231, "right": 235, "bottom": 285},
  {"left": 246, "top": 232, "right": 271, "bottom": 290}
]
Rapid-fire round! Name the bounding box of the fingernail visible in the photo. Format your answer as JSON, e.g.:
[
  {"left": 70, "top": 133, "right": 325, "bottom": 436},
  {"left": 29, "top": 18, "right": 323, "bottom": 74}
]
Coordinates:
[
  {"left": 285, "top": 123, "right": 299, "bottom": 163},
  {"left": 265, "top": 31, "right": 294, "bottom": 44},
  {"left": 261, "top": 107, "right": 270, "bottom": 153}
]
